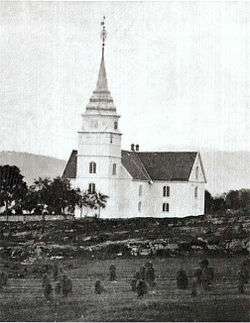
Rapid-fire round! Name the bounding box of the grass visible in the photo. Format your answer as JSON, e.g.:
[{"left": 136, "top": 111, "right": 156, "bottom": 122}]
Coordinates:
[{"left": 0, "top": 256, "right": 249, "bottom": 322}]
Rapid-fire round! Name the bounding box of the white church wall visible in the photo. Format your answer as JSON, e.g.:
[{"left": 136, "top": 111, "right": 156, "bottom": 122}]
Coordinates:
[{"left": 118, "top": 180, "right": 205, "bottom": 218}]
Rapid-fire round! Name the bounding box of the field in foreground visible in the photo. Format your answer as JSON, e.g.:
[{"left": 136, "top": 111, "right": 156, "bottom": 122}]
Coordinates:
[{"left": 0, "top": 256, "right": 249, "bottom": 322}]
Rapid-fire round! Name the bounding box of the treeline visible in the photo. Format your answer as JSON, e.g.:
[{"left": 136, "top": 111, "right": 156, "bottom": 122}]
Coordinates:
[
  {"left": 205, "top": 189, "right": 250, "bottom": 215},
  {"left": 0, "top": 165, "right": 108, "bottom": 219}
]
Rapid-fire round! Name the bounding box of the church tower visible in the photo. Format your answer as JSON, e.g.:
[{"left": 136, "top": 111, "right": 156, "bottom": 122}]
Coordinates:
[{"left": 76, "top": 17, "right": 122, "bottom": 217}]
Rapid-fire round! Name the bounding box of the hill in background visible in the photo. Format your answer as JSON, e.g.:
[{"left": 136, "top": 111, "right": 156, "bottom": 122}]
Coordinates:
[
  {"left": 0, "top": 151, "right": 66, "bottom": 186},
  {"left": 0, "top": 150, "right": 249, "bottom": 195}
]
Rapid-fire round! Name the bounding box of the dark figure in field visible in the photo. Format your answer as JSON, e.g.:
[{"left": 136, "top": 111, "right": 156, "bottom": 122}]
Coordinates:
[
  {"left": 95, "top": 280, "right": 105, "bottom": 294},
  {"left": 176, "top": 268, "right": 189, "bottom": 290},
  {"left": 139, "top": 266, "right": 146, "bottom": 280},
  {"left": 131, "top": 271, "right": 141, "bottom": 292},
  {"left": 145, "top": 262, "right": 156, "bottom": 288},
  {"left": 53, "top": 263, "right": 59, "bottom": 281},
  {"left": 62, "top": 275, "right": 72, "bottom": 297},
  {"left": 55, "top": 280, "right": 62, "bottom": 296},
  {"left": 109, "top": 264, "right": 117, "bottom": 281},
  {"left": 195, "top": 259, "right": 214, "bottom": 290},
  {"left": 191, "top": 277, "right": 198, "bottom": 297},
  {"left": 136, "top": 279, "right": 147, "bottom": 298},
  {"left": 42, "top": 273, "right": 50, "bottom": 287},
  {"left": 43, "top": 281, "right": 53, "bottom": 302},
  {"left": 0, "top": 271, "right": 8, "bottom": 290},
  {"left": 131, "top": 278, "right": 137, "bottom": 292},
  {"left": 238, "top": 260, "right": 249, "bottom": 294}
]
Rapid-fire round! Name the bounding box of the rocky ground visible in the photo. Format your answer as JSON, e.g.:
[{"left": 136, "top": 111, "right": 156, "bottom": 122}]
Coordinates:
[{"left": 0, "top": 213, "right": 249, "bottom": 275}]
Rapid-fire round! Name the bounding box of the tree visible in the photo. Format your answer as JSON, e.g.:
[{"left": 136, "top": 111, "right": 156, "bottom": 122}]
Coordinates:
[
  {"left": 47, "top": 177, "right": 81, "bottom": 215},
  {"left": 78, "top": 191, "right": 108, "bottom": 218},
  {"left": 225, "top": 190, "right": 241, "bottom": 210},
  {"left": 0, "top": 165, "right": 27, "bottom": 220},
  {"left": 212, "top": 196, "right": 226, "bottom": 213},
  {"left": 24, "top": 177, "right": 82, "bottom": 217},
  {"left": 205, "top": 190, "right": 214, "bottom": 214}
]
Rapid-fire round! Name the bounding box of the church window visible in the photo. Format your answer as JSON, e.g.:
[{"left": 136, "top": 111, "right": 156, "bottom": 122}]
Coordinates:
[
  {"left": 89, "top": 161, "right": 96, "bottom": 174},
  {"left": 112, "top": 163, "right": 117, "bottom": 175},
  {"left": 88, "top": 183, "right": 96, "bottom": 194},
  {"left": 163, "top": 186, "right": 170, "bottom": 197},
  {"left": 194, "top": 187, "right": 198, "bottom": 198},
  {"left": 138, "top": 201, "right": 142, "bottom": 212},
  {"left": 195, "top": 166, "right": 199, "bottom": 180},
  {"left": 114, "top": 121, "right": 118, "bottom": 130},
  {"left": 162, "top": 203, "right": 169, "bottom": 212},
  {"left": 139, "top": 185, "right": 142, "bottom": 196}
]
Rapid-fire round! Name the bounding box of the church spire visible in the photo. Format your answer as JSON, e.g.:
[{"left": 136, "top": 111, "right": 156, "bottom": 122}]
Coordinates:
[
  {"left": 86, "top": 17, "right": 116, "bottom": 114},
  {"left": 95, "top": 16, "right": 109, "bottom": 92}
]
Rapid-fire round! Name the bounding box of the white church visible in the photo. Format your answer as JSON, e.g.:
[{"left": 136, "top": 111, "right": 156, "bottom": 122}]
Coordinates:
[{"left": 63, "top": 20, "right": 207, "bottom": 218}]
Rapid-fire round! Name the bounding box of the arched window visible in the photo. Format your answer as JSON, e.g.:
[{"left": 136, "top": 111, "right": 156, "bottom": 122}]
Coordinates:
[
  {"left": 88, "top": 183, "right": 96, "bottom": 194},
  {"left": 138, "top": 201, "right": 142, "bottom": 212},
  {"left": 163, "top": 186, "right": 170, "bottom": 197},
  {"left": 114, "top": 121, "right": 118, "bottom": 130},
  {"left": 162, "top": 203, "right": 169, "bottom": 212},
  {"left": 195, "top": 166, "right": 199, "bottom": 180},
  {"left": 194, "top": 187, "right": 198, "bottom": 198},
  {"left": 112, "top": 163, "right": 117, "bottom": 175},
  {"left": 89, "top": 161, "right": 96, "bottom": 174},
  {"left": 139, "top": 184, "right": 142, "bottom": 196}
]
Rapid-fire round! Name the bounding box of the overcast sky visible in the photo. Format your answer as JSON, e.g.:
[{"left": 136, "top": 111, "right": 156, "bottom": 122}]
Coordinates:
[{"left": 0, "top": 1, "right": 249, "bottom": 160}]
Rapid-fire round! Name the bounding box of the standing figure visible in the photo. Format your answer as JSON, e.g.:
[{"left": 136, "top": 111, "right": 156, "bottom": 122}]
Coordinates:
[
  {"left": 43, "top": 279, "right": 53, "bottom": 302},
  {"left": 55, "top": 280, "right": 62, "bottom": 296},
  {"left": 53, "top": 263, "right": 59, "bottom": 281},
  {"left": 139, "top": 265, "right": 146, "bottom": 281},
  {"left": 42, "top": 273, "right": 50, "bottom": 288},
  {"left": 176, "top": 268, "right": 189, "bottom": 290},
  {"left": 0, "top": 271, "right": 8, "bottom": 290},
  {"left": 62, "top": 275, "right": 72, "bottom": 297},
  {"left": 191, "top": 276, "right": 198, "bottom": 297},
  {"left": 238, "top": 260, "right": 249, "bottom": 294},
  {"left": 109, "top": 264, "right": 117, "bottom": 281},
  {"left": 145, "top": 262, "right": 156, "bottom": 288},
  {"left": 95, "top": 280, "right": 105, "bottom": 294},
  {"left": 136, "top": 279, "right": 147, "bottom": 298},
  {"left": 195, "top": 259, "right": 214, "bottom": 291}
]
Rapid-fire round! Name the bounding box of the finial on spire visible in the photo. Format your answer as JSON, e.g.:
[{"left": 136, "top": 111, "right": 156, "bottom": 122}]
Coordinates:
[{"left": 100, "top": 16, "right": 107, "bottom": 57}]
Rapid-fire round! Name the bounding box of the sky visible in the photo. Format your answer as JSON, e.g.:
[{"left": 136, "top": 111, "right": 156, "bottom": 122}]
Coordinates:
[{"left": 0, "top": 1, "right": 249, "bottom": 160}]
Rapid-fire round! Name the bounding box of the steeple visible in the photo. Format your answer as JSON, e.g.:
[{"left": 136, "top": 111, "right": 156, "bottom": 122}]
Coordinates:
[
  {"left": 86, "top": 17, "right": 116, "bottom": 114},
  {"left": 95, "top": 50, "right": 109, "bottom": 92}
]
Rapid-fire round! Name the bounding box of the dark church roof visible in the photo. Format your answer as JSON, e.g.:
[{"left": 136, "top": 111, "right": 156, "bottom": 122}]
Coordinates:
[
  {"left": 135, "top": 151, "right": 197, "bottom": 181},
  {"left": 62, "top": 150, "right": 77, "bottom": 179},
  {"left": 62, "top": 150, "right": 197, "bottom": 182}
]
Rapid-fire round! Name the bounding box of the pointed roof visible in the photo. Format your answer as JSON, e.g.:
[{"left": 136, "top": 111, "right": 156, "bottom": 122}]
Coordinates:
[
  {"left": 95, "top": 51, "right": 109, "bottom": 92},
  {"left": 86, "top": 23, "right": 116, "bottom": 114}
]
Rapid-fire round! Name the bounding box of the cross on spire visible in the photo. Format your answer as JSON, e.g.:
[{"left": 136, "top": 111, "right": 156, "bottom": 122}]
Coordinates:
[{"left": 100, "top": 16, "right": 107, "bottom": 58}]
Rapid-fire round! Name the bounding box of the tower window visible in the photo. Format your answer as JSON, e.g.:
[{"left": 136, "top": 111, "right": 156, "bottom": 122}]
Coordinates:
[
  {"left": 139, "top": 184, "right": 142, "bottom": 196},
  {"left": 138, "top": 201, "right": 142, "bottom": 212},
  {"left": 195, "top": 166, "right": 199, "bottom": 180},
  {"left": 162, "top": 203, "right": 169, "bottom": 212},
  {"left": 89, "top": 161, "right": 96, "bottom": 174},
  {"left": 194, "top": 187, "right": 198, "bottom": 198},
  {"left": 110, "top": 133, "right": 113, "bottom": 143},
  {"left": 88, "top": 183, "right": 96, "bottom": 194},
  {"left": 114, "top": 121, "right": 118, "bottom": 130},
  {"left": 112, "top": 163, "right": 117, "bottom": 175},
  {"left": 163, "top": 186, "right": 170, "bottom": 197}
]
